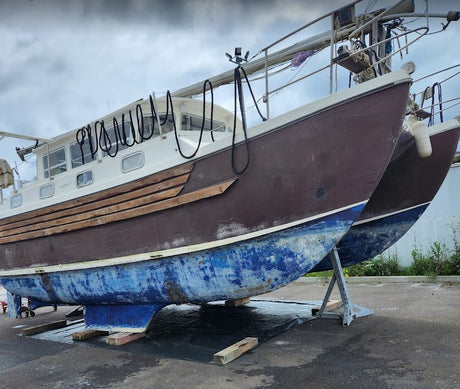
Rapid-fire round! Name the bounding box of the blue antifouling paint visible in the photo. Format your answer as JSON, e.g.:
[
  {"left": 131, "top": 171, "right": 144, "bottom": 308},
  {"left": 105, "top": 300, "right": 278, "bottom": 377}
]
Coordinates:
[
  {"left": 85, "top": 304, "right": 166, "bottom": 332},
  {"left": 0, "top": 203, "right": 365, "bottom": 331},
  {"left": 311, "top": 203, "right": 429, "bottom": 272}
]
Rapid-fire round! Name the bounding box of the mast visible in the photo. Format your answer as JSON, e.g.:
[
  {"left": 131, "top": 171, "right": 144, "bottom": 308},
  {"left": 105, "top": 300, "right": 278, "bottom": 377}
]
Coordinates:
[
  {"left": 172, "top": 0, "right": 458, "bottom": 99},
  {"left": 171, "top": 27, "right": 355, "bottom": 98}
]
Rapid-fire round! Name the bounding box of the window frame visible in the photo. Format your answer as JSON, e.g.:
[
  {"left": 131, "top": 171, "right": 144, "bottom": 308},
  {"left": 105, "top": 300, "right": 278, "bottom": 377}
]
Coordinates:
[
  {"left": 43, "top": 147, "right": 67, "bottom": 179},
  {"left": 121, "top": 151, "right": 145, "bottom": 173},
  {"left": 76, "top": 170, "right": 94, "bottom": 188},
  {"left": 10, "top": 193, "right": 23, "bottom": 209},
  {"left": 39, "top": 182, "right": 55, "bottom": 199}
]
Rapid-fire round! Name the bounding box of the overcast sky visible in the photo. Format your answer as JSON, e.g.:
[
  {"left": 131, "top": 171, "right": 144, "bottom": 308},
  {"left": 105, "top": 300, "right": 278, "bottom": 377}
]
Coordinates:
[{"left": 1, "top": 0, "right": 459, "bottom": 181}]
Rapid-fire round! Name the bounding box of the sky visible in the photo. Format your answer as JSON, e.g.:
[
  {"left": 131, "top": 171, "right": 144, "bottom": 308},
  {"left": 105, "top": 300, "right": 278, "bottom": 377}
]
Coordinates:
[{"left": 0, "top": 0, "right": 459, "bottom": 183}]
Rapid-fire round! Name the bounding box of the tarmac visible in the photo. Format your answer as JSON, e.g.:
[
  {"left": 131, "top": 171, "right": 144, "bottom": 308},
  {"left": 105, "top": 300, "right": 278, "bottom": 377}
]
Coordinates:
[{"left": 0, "top": 278, "right": 459, "bottom": 389}]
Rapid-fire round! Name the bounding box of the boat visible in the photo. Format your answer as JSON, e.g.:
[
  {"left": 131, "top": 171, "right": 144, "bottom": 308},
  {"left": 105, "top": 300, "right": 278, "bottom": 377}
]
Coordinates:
[
  {"left": 309, "top": 0, "right": 460, "bottom": 272},
  {"left": 0, "top": 0, "right": 456, "bottom": 332},
  {"left": 0, "top": 67, "right": 411, "bottom": 331},
  {"left": 310, "top": 115, "right": 460, "bottom": 272}
]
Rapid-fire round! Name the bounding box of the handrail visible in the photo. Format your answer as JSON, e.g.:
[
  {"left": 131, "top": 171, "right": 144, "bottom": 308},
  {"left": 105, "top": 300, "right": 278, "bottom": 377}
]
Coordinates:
[
  {"left": 257, "top": 0, "right": 363, "bottom": 53},
  {"left": 350, "top": 0, "right": 414, "bottom": 38},
  {"left": 265, "top": 26, "right": 427, "bottom": 99}
]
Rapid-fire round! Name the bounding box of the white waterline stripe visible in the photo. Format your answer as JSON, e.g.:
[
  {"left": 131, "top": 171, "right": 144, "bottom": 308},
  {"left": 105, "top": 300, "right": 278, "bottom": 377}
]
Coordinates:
[
  {"left": 0, "top": 200, "right": 367, "bottom": 276},
  {"left": 352, "top": 201, "right": 431, "bottom": 226}
]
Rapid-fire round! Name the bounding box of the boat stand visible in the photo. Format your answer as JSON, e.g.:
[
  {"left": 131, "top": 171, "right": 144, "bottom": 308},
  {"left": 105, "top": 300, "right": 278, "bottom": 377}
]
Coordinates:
[
  {"left": 315, "top": 247, "right": 373, "bottom": 326},
  {"left": 6, "top": 291, "right": 22, "bottom": 319}
]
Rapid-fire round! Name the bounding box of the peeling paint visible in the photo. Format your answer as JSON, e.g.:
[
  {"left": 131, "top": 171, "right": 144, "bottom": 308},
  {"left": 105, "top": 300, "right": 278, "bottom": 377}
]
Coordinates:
[
  {"left": 0, "top": 203, "right": 365, "bottom": 331},
  {"left": 311, "top": 204, "right": 428, "bottom": 272}
]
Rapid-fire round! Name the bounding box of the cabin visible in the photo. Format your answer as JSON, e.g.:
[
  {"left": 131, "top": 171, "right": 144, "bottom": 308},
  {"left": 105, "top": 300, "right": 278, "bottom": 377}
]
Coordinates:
[{"left": 0, "top": 96, "right": 240, "bottom": 219}]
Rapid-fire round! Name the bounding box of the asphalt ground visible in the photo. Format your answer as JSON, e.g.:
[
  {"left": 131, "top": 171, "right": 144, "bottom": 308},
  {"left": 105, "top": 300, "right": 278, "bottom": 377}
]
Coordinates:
[{"left": 0, "top": 279, "right": 459, "bottom": 389}]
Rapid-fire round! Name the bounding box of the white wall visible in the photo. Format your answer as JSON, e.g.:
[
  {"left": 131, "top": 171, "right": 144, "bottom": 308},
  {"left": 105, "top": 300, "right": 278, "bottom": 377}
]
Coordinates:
[{"left": 382, "top": 162, "right": 460, "bottom": 266}]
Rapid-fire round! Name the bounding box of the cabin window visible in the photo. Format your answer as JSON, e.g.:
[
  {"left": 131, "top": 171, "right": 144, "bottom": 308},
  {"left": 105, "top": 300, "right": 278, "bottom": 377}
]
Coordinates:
[
  {"left": 121, "top": 152, "right": 144, "bottom": 172},
  {"left": 40, "top": 183, "right": 55, "bottom": 199},
  {"left": 10, "top": 193, "right": 22, "bottom": 208},
  {"left": 181, "top": 113, "right": 226, "bottom": 132},
  {"left": 43, "top": 148, "right": 67, "bottom": 178},
  {"left": 71, "top": 139, "right": 96, "bottom": 168},
  {"left": 101, "top": 121, "right": 132, "bottom": 157},
  {"left": 76, "top": 170, "right": 93, "bottom": 187},
  {"left": 142, "top": 114, "right": 175, "bottom": 138}
]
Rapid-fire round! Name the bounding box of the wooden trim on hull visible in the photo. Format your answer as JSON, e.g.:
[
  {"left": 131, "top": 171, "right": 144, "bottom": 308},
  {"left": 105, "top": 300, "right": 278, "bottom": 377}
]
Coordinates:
[
  {"left": 0, "top": 178, "right": 237, "bottom": 244},
  {"left": 0, "top": 162, "right": 194, "bottom": 229}
]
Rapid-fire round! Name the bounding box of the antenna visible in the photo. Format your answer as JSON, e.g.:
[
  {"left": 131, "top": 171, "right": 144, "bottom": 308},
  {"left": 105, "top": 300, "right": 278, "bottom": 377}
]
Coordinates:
[{"left": 225, "top": 47, "right": 250, "bottom": 65}]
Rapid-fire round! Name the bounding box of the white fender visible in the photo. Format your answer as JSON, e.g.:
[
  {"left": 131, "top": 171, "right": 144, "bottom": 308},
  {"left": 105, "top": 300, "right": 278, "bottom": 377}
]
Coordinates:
[
  {"left": 412, "top": 120, "right": 432, "bottom": 158},
  {"left": 405, "top": 115, "right": 432, "bottom": 158}
]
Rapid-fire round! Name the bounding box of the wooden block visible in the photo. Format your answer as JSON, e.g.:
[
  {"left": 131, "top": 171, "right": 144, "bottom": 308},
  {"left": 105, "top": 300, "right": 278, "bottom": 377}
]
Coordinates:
[
  {"left": 72, "top": 329, "right": 109, "bottom": 341},
  {"left": 106, "top": 332, "right": 145, "bottom": 346},
  {"left": 22, "top": 320, "right": 68, "bottom": 336},
  {"left": 225, "top": 298, "right": 250, "bottom": 307},
  {"left": 213, "top": 337, "right": 258, "bottom": 365},
  {"left": 312, "top": 299, "right": 343, "bottom": 315}
]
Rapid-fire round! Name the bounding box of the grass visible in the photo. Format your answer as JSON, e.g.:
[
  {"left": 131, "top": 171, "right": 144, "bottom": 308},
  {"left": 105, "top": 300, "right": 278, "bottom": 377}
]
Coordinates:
[{"left": 306, "top": 239, "right": 460, "bottom": 277}]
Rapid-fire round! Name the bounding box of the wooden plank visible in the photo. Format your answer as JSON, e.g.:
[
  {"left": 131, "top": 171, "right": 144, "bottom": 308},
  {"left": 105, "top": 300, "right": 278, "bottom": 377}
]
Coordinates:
[
  {"left": 213, "top": 337, "right": 258, "bottom": 365},
  {"left": 72, "top": 329, "right": 109, "bottom": 341},
  {"left": 225, "top": 298, "right": 250, "bottom": 307},
  {"left": 22, "top": 320, "right": 68, "bottom": 336},
  {"left": 106, "top": 332, "right": 145, "bottom": 346},
  {"left": 0, "top": 178, "right": 237, "bottom": 244},
  {"left": 1, "top": 186, "right": 183, "bottom": 238},
  {"left": 311, "top": 299, "right": 343, "bottom": 316},
  {"left": 0, "top": 162, "right": 194, "bottom": 228},
  {"left": 0, "top": 173, "right": 190, "bottom": 234}
]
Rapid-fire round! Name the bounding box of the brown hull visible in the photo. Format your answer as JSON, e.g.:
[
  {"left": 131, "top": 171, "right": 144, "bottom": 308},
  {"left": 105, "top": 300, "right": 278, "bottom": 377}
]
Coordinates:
[
  {"left": 0, "top": 81, "right": 410, "bottom": 271},
  {"left": 311, "top": 124, "right": 460, "bottom": 272}
]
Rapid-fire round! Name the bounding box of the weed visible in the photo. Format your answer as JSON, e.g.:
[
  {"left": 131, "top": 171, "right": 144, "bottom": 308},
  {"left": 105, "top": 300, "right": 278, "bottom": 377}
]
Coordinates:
[{"left": 306, "top": 236, "right": 460, "bottom": 277}]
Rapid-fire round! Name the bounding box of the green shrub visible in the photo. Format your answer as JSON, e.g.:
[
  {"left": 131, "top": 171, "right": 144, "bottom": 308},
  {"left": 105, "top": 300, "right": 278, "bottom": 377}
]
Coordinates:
[
  {"left": 306, "top": 232, "right": 460, "bottom": 277},
  {"left": 347, "top": 253, "right": 401, "bottom": 276},
  {"left": 410, "top": 241, "right": 460, "bottom": 276}
]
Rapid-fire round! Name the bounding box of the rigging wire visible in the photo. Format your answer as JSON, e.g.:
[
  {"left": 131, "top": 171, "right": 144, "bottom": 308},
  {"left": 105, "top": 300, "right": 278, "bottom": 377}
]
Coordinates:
[{"left": 413, "top": 64, "right": 460, "bottom": 83}]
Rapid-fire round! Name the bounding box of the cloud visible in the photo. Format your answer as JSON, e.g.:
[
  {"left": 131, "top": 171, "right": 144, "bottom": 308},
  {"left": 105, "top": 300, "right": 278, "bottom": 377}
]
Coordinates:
[{"left": 0, "top": 0, "right": 459, "bottom": 182}]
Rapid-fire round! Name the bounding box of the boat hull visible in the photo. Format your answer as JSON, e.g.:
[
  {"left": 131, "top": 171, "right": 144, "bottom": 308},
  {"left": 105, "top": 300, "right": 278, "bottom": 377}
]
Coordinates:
[
  {"left": 310, "top": 124, "right": 460, "bottom": 272},
  {"left": 0, "top": 79, "right": 409, "bottom": 271},
  {"left": 0, "top": 72, "right": 411, "bottom": 331},
  {"left": 1, "top": 203, "right": 363, "bottom": 331}
]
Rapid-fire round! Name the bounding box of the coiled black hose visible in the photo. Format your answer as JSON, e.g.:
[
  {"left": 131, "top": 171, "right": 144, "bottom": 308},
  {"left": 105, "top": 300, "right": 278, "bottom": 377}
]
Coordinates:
[
  {"left": 231, "top": 65, "right": 266, "bottom": 175},
  {"left": 76, "top": 68, "right": 266, "bottom": 176}
]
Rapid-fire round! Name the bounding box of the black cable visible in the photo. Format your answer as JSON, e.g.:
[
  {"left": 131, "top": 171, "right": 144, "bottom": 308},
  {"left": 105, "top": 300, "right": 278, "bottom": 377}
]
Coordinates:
[
  {"left": 76, "top": 126, "right": 89, "bottom": 165},
  {"left": 231, "top": 66, "right": 251, "bottom": 175},
  {"left": 98, "top": 120, "right": 119, "bottom": 157},
  {"left": 171, "top": 80, "right": 213, "bottom": 159}
]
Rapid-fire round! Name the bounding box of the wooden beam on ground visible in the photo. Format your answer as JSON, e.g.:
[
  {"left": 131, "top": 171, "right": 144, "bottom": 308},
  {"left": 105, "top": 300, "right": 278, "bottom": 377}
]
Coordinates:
[
  {"left": 72, "top": 329, "right": 109, "bottom": 341},
  {"left": 213, "top": 337, "right": 258, "bottom": 365},
  {"left": 225, "top": 297, "right": 250, "bottom": 307},
  {"left": 106, "top": 332, "right": 145, "bottom": 346},
  {"left": 311, "top": 299, "right": 343, "bottom": 316},
  {"left": 22, "top": 320, "right": 68, "bottom": 336}
]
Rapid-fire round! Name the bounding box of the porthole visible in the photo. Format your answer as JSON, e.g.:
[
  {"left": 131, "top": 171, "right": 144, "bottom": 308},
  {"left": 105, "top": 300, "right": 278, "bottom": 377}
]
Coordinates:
[
  {"left": 40, "top": 183, "right": 55, "bottom": 199},
  {"left": 76, "top": 170, "right": 94, "bottom": 188},
  {"left": 121, "top": 152, "right": 144, "bottom": 173},
  {"left": 10, "top": 193, "right": 22, "bottom": 209}
]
